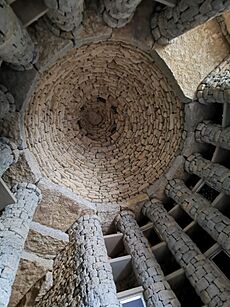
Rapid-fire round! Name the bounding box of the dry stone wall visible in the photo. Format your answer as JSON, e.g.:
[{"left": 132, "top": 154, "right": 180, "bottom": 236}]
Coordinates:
[
  {"left": 35, "top": 215, "right": 120, "bottom": 307},
  {"left": 0, "top": 137, "right": 18, "bottom": 177},
  {"left": 143, "top": 200, "right": 230, "bottom": 307},
  {"left": 196, "top": 121, "right": 230, "bottom": 150},
  {"left": 44, "top": 0, "right": 84, "bottom": 35},
  {"left": 166, "top": 179, "right": 230, "bottom": 254},
  {"left": 185, "top": 153, "right": 230, "bottom": 195},
  {"left": 103, "top": 0, "right": 143, "bottom": 28},
  {"left": 0, "top": 183, "right": 41, "bottom": 307},
  {"left": 24, "top": 41, "right": 183, "bottom": 204},
  {"left": 0, "top": 0, "right": 37, "bottom": 70},
  {"left": 151, "top": 0, "right": 230, "bottom": 45},
  {"left": 0, "top": 85, "right": 15, "bottom": 121},
  {"left": 115, "top": 210, "right": 180, "bottom": 307},
  {"left": 196, "top": 58, "right": 230, "bottom": 104}
]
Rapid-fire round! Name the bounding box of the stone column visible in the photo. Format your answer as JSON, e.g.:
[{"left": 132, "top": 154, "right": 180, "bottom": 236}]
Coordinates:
[
  {"left": 151, "top": 0, "right": 230, "bottom": 45},
  {"left": 196, "top": 61, "right": 230, "bottom": 104},
  {"left": 185, "top": 153, "right": 230, "bottom": 195},
  {"left": 0, "top": 137, "right": 18, "bottom": 177},
  {"left": 166, "top": 179, "right": 230, "bottom": 254},
  {"left": 0, "top": 183, "right": 41, "bottom": 307},
  {"left": 0, "top": 0, "right": 37, "bottom": 70},
  {"left": 115, "top": 211, "right": 180, "bottom": 307},
  {"left": 0, "top": 85, "right": 15, "bottom": 121},
  {"left": 44, "top": 0, "right": 84, "bottom": 35},
  {"left": 196, "top": 121, "right": 230, "bottom": 150},
  {"left": 143, "top": 200, "right": 230, "bottom": 307},
  {"left": 35, "top": 215, "right": 120, "bottom": 307},
  {"left": 103, "top": 0, "right": 142, "bottom": 28}
]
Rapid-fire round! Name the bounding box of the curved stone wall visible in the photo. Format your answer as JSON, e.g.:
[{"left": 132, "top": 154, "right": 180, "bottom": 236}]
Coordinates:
[{"left": 24, "top": 41, "right": 184, "bottom": 204}]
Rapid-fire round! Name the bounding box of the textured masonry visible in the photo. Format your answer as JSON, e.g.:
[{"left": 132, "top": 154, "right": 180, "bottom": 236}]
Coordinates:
[
  {"left": 0, "top": 137, "right": 18, "bottom": 177},
  {"left": 0, "top": 85, "right": 15, "bottom": 121},
  {"left": 115, "top": 210, "right": 180, "bottom": 307},
  {"left": 196, "top": 121, "right": 230, "bottom": 151},
  {"left": 143, "top": 200, "right": 230, "bottom": 307},
  {"left": 44, "top": 0, "right": 84, "bottom": 35},
  {"left": 35, "top": 215, "right": 120, "bottom": 307},
  {"left": 151, "top": 0, "right": 230, "bottom": 45},
  {"left": 103, "top": 0, "right": 142, "bottom": 28},
  {"left": 185, "top": 153, "right": 230, "bottom": 196},
  {"left": 0, "top": 183, "right": 41, "bottom": 307},
  {"left": 0, "top": 0, "right": 37, "bottom": 70},
  {"left": 166, "top": 179, "right": 230, "bottom": 254},
  {"left": 197, "top": 59, "right": 230, "bottom": 104}
]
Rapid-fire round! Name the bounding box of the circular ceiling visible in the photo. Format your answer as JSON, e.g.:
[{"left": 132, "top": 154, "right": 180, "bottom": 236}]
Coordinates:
[{"left": 25, "top": 42, "right": 184, "bottom": 204}]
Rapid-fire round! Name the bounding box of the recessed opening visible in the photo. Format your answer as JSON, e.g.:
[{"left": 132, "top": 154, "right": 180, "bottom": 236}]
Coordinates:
[
  {"left": 153, "top": 245, "right": 181, "bottom": 276},
  {"left": 217, "top": 149, "right": 230, "bottom": 169},
  {"left": 104, "top": 234, "right": 127, "bottom": 259},
  {"left": 185, "top": 175, "right": 200, "bottom": 190},
  {"left": 138, "top": 214, "right": 150, "bottom": 227},
  {"left": 97, "top": 96, "right": 106, "bottom": 103},
  {"left": 170, "top": 206, "right": 193, "bottom": 229},
  {"left": 198, "top": 184, "right": 219, "bottom": 202},
  {"left": 213, "top": 194, "right": 230, "bottom": 219},
  {"left": 114, "top": 261, "right": 139, "bottom": 292},
  {"left": 186, "top": 224, "right": 216, "bottom": 253},
  {"left": 201, "top": 143, "right": 216, "bottom": 160},
  {"left": 212, "top": 251, "right": 230, "bottom": 280},
  {"left": 164, "top": 198, "right": 176, "bottom": 211},
  {"left": 143, "top": 226, "right": 162, "bottom": 246},
  {"left": 169, "top": 272, "right": 203, "bottom": 307},
  {"left": 210, "top": 104, "right": 223, "bottom": 125}
]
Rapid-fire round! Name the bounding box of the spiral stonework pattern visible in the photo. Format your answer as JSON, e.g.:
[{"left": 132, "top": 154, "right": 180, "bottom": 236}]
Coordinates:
[{"left": 25, "top": 42, "right": 184, "bottom": 203}]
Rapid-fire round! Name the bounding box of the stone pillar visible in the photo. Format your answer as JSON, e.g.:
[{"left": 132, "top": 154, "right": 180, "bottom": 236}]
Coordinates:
[
  {"left": 115, "top": 211, "right": 180, "bottom": 307},
  {"left": 196, "top": 121, "right": 230, "bottom": 150},
  {"left": 44, "top": 0, "right": 84, "bottom": 35},
  {"left": 166, "top": 179, "right": 230, "bottom": 254},
  {"left": 0, "top": 183, "right": 41, "bottom": 307},
  {"left": 35, "top": 215, "right": 120, "bottom": 307},
  {"left": 103, "top": 0, "right": 142, "bottom": 28},
  {"left": 143, "top": 200, "right": 230, "bottom": 307},
  {"left": 0, "top": 137, "right": 18, "bottom": 177},
  {"left": 196, "top": 61, "right": 230, "bottom": 104},
  {"left": 151, "top": 0, "right": 230, "bottom": 45},
  {"left": 0, "top": 0, "right": 37, "bottom": 70},
  {"left": 185, "top": 153, "right": 230, "bottom": 195}
]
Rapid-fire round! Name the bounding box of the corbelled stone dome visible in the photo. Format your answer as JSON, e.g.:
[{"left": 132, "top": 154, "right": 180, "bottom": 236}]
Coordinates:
[{"left": 25, "top": 41, "right": 184, "bottom": 203}]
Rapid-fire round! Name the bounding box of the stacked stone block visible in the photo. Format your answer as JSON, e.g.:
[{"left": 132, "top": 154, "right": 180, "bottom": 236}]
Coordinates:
[
  {"left": 35, "top": 215, "right": 120, "bottom": 307},
  {"left": 0, "top": 137, "right": 18, "bottom": 177},
  {"left": 103, "top": 0, "right": 142, "bottom": 28},
  {"left": 217, "top": 15, "right": 230, "bottom": 45},
  {"left": 115, "top": 210, "right": 180, "bottom": 307},
  {"left": 151, "top": 0, "right": 230, "bottom": 45},
  {"left": 166, "top": 179, "right": 230, "bottom": 254},
  {"left": 196, "top": 121, "right": 230, "bottom": 150},
  {"left": 44, "top": 0, "right": 84, "bottom": 35},
  {"left": 143, "top": 200, "right": 230, "bottom": 307},
  {"left": 0, "top": 0, "right": 37, "bottom": 70},
  {"left": 196, "top": 59, "right": 230, "bottom": 104},
  {"left": 185, "top": 153, "right": 230, "bottom": 195},
  {"left": 0, "top": 183, "right": 41, "bottom": 307}
]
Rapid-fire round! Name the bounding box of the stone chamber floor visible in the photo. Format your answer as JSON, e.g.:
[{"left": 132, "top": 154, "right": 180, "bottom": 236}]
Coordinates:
[{"left": 0, "top": 0, "right": 230, "bottom": 306}]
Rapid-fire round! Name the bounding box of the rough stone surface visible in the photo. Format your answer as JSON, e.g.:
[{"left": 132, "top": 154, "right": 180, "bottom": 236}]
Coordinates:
[
  {"left": 196, "top": 121, "right": 230, "bottom": 151},
  {"left": 115, "top": 210, "right": 180, "bottom": 307},
  {"left": 25, "top": 222, "right": 69, "bottom": 259},
  {"left": 8, "top": 252, "right": 53, "bottom": 307},
  {"left": 166, "top": 179, "right": 230, "bottom": 254},
  {"left": 0, "top": 84, "right": 15, "bottom": 120},
  {"left": 156, "top": 19, "right": 229, "bottom": 99},
  {"left": 217, "top": 12, "right": 230, "bottom": 44},
  {"left": 103, "top": 0, "right": 143, "bottom": 28},
  {"left": 185, "top": 153, "right": 230, "bottom": 196},
  {"left": 44, "top": 0, "right": 84, "bottom": 35},
  {"left": 151, "top": 0, "right": 230, "bottom": 44},
  {"left": 0, "top": 137, "right": 18, "bottom": 177},
  {"left": 196, "top": 57, "right": 230, "bottom": 104},
  {"left": 0, "top": 0, "right": 37, "bottom": 70},
  {"left": 143, "top": 200, "right": 230, "bottom": 307},
  {"left": 34, "top": 180, "right": 94, "bottom": 232},
  {"left": 24, "top": 41, "right": 183, "bottom": 204},
  {"left": 0, "top": 183, "right": 41, "bottom": 307},
  {"left": 35, "top": 215, "right": 120, "bottom": 307}
]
